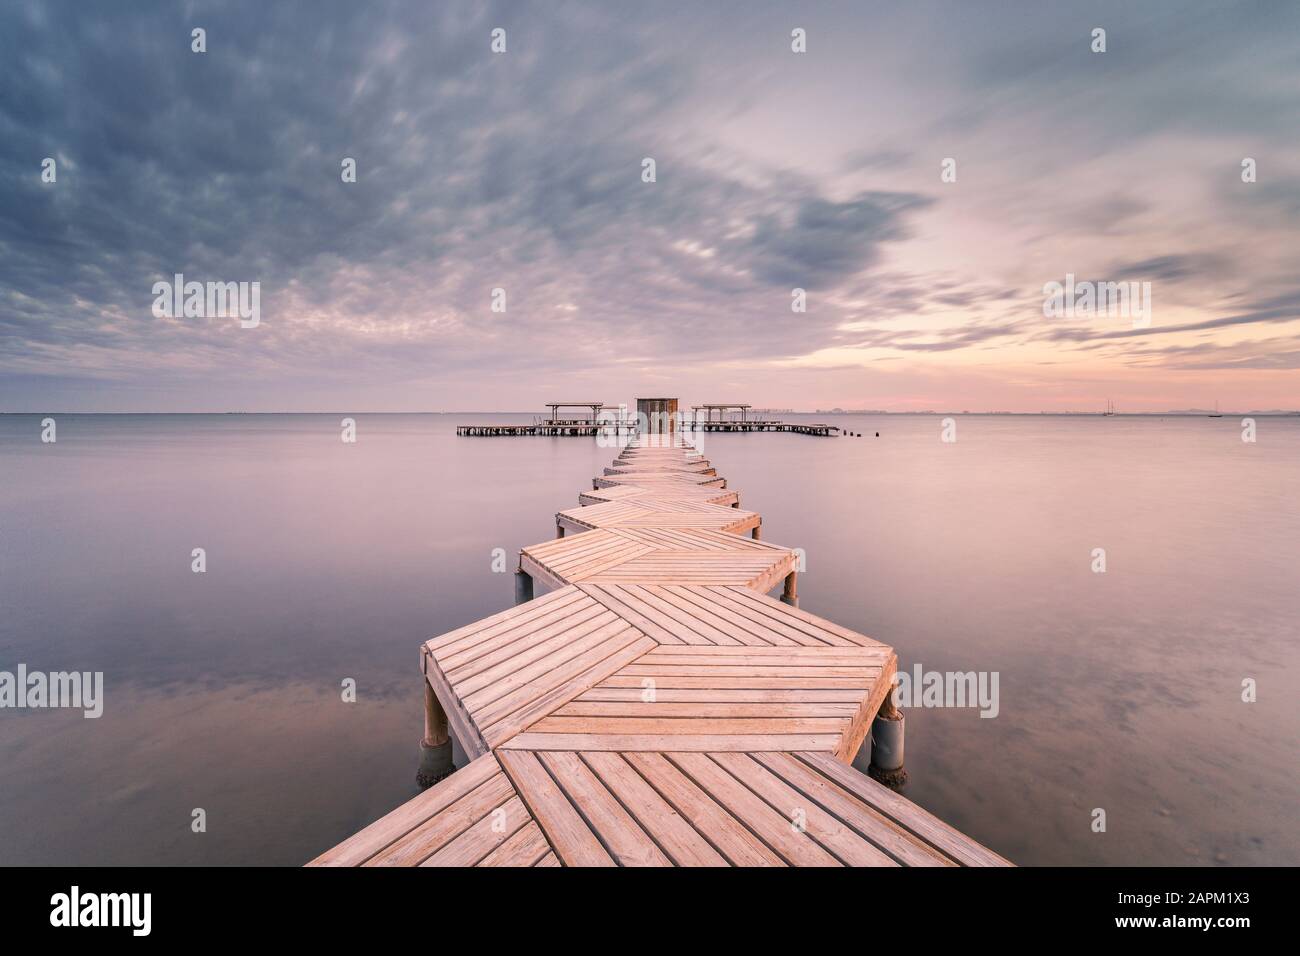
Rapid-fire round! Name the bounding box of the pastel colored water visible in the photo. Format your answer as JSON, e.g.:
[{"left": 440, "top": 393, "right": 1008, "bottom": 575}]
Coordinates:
[{"left": 0, "top": 413, "right": 1295, "bottom": 865}]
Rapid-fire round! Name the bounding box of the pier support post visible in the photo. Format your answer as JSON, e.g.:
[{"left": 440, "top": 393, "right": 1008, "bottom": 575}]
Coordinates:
[
  {"left": 416, "top": 677, "right": 455, "bottom": 788},
  {"left": 781, "top": 571, "right": 798, "bottom": 608},
  {"left": 514, "top": 569, "right": 534, "bottom": 605},
  {"left": 556, "top": 522, "right": 565, "bottom": 539},
  {"left": 752, "top": 524, "right": 761, "bottom": 541},
  {"left": 867, "top": 693, "right": 907, "bottom": 789}
]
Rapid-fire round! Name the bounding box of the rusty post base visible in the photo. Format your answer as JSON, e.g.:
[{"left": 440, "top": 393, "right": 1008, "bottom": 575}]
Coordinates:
[
  {"left": 867, "top": 763, "right": 908, "bottom": 789},
  {"left": 416, "top": 739, "right": 455, "bottom": 789}
]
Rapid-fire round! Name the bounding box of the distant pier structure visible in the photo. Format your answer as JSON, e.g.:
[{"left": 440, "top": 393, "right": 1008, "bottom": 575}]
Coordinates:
[
  {"left": 681, "top": 401, "right": 837, "bottom": 435},
  {"left": 692, "top": 403, "right": 750, "bottom": 423},
  {"left": 546, "top": 401, "right": 605, "bottom": 424},
  {"left": 456, "top": 396, "right": 840, "bottom": 437},
  {"left": 456, "top": 401, "right": 631, "bottom": 437}
]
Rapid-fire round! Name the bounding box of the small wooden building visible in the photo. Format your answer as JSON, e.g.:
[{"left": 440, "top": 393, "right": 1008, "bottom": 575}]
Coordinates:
[{"left": 636, "top": 397, "right": 678, "bottom": 433}]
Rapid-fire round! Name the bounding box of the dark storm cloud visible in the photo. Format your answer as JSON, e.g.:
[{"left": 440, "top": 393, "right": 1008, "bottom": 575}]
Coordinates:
[
  {"left": 840, "top": 148, "right": 914, "bottom": 173},
  {"left": 1107, "top": 254, "right": 1235, "bottom": 284},
  {"left": 0, "top": 0, "right": 933, "bottom": 390},
  {"left": 1111, "top": 256, "right": 1199, "bottom": 282},
  {"left": 744, "top": 192, "right": 931, "bottom": 289}
]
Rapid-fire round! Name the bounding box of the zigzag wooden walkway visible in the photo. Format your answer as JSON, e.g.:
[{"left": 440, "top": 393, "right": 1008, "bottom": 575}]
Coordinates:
[{"left": 310, "top": 436, "right": 1010, "bottom": 867}]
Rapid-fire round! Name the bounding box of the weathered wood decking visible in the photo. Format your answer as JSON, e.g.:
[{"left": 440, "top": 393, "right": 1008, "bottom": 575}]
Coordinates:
[
  {"left": 556, "top": 500, "right": 762, "bottom": 537},
  {"left": 309, "top": 435, "right": 1009, "bottom": 867},
  {"left": 315, "top": 748, "right": 1004, "bottom": 867}
]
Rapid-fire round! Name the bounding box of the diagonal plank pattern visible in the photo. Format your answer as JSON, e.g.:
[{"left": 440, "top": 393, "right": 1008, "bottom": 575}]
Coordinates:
[
  {"left": 310, "top": 433, "right": 1010, "bottom": 867},
  {"left": 578, "top": 483, "right": 740, "bottom": 507},
  {"left": 521, "top": 529, "right": 795, "bottom": 592},
  {"left": 556, "top": 499, "right": 761, "bottom": 537}
]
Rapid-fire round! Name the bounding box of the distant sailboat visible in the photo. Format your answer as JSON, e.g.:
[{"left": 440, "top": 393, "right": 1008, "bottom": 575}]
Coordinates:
[
  {"left": 1209, "top": 400, "right": 1223, "bottom": 418},
  {"left": 1103, "top": 399, "right": 1116, "bottom": 417}
]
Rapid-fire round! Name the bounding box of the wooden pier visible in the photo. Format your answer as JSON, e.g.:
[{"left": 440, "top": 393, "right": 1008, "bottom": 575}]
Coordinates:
[
  {"left": 457, "top": 422, "right": 635, "bottom": 437},
  {"left": 456, "top": 410, "right": 840, "bottom": 437},
  {"left": 456, "top": 422, "right": 839, "bottom": 437},
  {"left": 681, "top": 420, "right": 839, "bottom": 436},
  {"left": 309, "top": 435, "right": 1009, "bottom": 867}
]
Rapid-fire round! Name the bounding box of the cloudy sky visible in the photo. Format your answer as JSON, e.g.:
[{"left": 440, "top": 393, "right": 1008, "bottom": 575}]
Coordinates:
[{"left": 3, "top": 0, "right": 1299, "bottom": 412}]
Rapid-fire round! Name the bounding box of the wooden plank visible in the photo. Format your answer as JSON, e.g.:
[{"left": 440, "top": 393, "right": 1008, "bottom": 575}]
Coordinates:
[
  {"left": 366, "top": 771, "right": 517, "bottom": 867},
  {"left": 444, "top": 604, "right": 613, "bottom": 682},
  {"left": 623, "top": 752, "right": 784, "bottom": 866},
  {"left": 709, "top": 752, "right": 898, "bottom": 866},
  {"left": 619, "top": 584, "right": 744, "bottom": 645},
  {"left": 499, "top": 733, "right": 844, "bottom": 752},
  {"left": 666, "top": 753, "right": 841, "bottom": 866},
  {"left": 577, "top": 687, "right": 867, "bottom": 703},
  {"left": 640, "top": 651, "right": 891, "bottom": 667},
  {"left": 696, "top": 586, "right": 845, "bottom": 647},
  {"left": 424, "top": 585, "right": 586, "bottom": 652},
  {"left": 449, "top": 607, "right": 619, "bottom": 691},
  {"left": 555, "top": 702, "right": 861, "bottom": 718},
  {"left": 618, "top": 665, "right": 883, "bottom": 678},
  {"left": 420, "top": 795, "right": 531, "bottom": 867},
  {"left": 432, "top": 589, "right": 594, "bottom": 663},
  {"left": 459, "top": 618, "right": 635, "bottom": 713},
  {"left": 794, "top": 751, "right": 1012, "bottom": 866},
  {"left": 538, "top": 752, "right": 672, "bottom": 866},
  {"left": 578, "top": 584, "right": 693, "bottom": 646},
  {"left": 638, "top": 585, "right": 777, "bottom": 645},
  {"left": 598, "top": 674, "right": 878, "bottom": 689},
  {"left": 578, "top": 752, "right": 728, "bottom": 867},
  {"left": 616, "top": 527, "right": 761, "bottom": 551},
  {"left": 476, "top": 820, "right": 554, "bottom": 867},
  {"left": 307, "top": 752, "right": 502, "bottom": 866},
  {"left": 752, "top": 751, "right": 954, "bottom": 867},
  {"left": 521, "top": 531, "right": 659, "bottom": 586},
  {"left": 656, "top": 585, "right": 795, "bottom": 646},
  {"left": 561, "top": 501, "right": 754, "bottom": 531},
  {"left": 638, "top": 644, "right": 889, "bottom": 657},
  {"left": 497, "top": 750, "right": 615, "bottom": 866},
  {"left": 478, "top": 634, "right": 656, "bottom": 745},
  {"left": 716, "top": 586, "right": 890, "bottom": 648},
  {"left": 526, "top": 716, "right": 850, "bottom": 735}
]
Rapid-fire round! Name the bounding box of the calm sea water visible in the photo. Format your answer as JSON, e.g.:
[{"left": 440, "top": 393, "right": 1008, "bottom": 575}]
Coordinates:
[{"left": 0, "top": 413, "right": 1296, "bottom": 865}]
